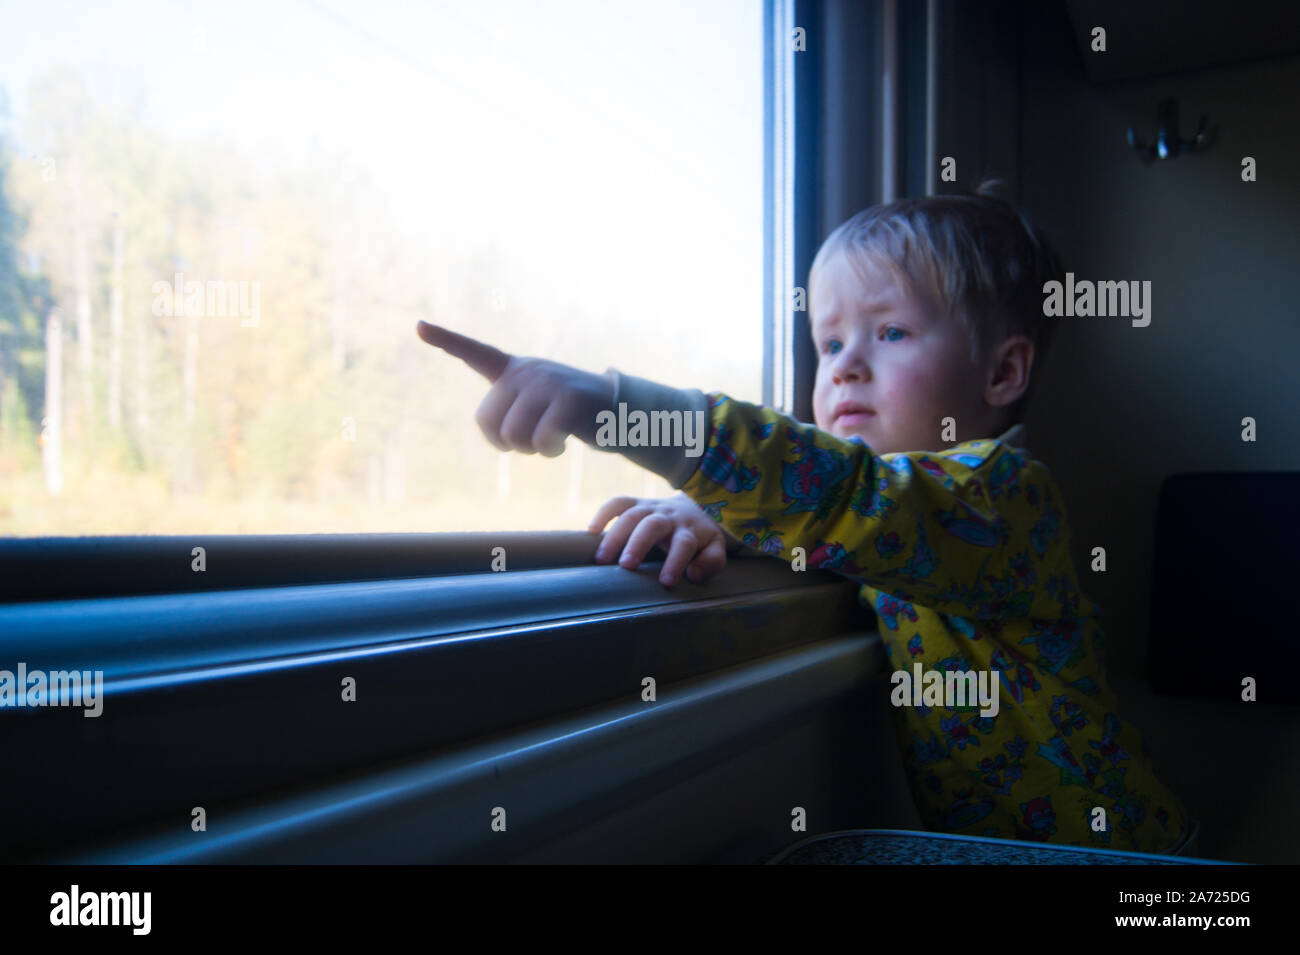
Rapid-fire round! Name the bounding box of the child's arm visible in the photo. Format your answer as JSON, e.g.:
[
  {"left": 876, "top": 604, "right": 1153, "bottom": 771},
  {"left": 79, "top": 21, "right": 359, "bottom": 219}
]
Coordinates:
[
  {"left": 610, "top": 370, "right": 1058, "bottom": 623},
  {"left": 417, "top": 321, "right": 1057, "bottom": 622}
]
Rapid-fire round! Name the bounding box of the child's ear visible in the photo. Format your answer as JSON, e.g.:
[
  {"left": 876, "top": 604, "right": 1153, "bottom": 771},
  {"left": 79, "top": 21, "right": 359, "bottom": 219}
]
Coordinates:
[{"left": 984, "top": 336, "right": 1034, "bottom": 407}]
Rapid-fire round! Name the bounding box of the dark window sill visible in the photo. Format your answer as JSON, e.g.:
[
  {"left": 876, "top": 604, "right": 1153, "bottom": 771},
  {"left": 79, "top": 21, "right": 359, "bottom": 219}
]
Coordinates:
[{"left": 0, "top": 535, "right": 880, "bottom": 861}]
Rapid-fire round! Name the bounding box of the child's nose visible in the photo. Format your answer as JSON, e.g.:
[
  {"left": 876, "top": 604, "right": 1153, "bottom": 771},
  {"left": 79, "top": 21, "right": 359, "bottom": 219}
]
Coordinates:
[{"left": 831, "top": 348, "right": 871, "bottom": 382}]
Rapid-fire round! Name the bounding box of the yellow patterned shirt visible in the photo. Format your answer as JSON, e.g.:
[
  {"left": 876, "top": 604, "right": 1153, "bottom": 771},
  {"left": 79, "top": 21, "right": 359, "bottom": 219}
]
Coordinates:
[{"left": 612, "top": 377, "right": 1192, "bottom": 853}]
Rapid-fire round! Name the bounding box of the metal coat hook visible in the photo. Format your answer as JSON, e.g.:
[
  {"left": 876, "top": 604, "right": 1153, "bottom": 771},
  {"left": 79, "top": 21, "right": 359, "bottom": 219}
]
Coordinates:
[{"left": 1127, "top": 99, "right": 1213, "bottom": 162}]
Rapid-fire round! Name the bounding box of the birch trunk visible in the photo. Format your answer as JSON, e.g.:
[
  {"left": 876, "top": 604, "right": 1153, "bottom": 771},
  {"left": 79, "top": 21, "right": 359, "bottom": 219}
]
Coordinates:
[
  {"left": 108, "top": 211, "right": 124, "bottom": 431},
  {"left": 43, "top": 307, "right": 63, "bottom": 495}
]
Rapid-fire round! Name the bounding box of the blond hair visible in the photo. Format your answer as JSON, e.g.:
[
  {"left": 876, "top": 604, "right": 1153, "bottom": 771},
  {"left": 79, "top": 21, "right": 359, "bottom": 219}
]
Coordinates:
[{"left": 809, "top": 179, "right": 1065, "bottom": 425}]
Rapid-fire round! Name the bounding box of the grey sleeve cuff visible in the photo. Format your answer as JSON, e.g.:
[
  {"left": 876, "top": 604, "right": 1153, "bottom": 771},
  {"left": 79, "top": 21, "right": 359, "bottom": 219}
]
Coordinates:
[{"left": 589, "top": 368, "right": 712, "bottom": 490}]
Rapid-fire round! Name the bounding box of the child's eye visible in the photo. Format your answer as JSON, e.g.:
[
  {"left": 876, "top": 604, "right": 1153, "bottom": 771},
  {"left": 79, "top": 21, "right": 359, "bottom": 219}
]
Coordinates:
[
  {"left": 882, "top": 327, "right": 907, "bottom": 342},
  {"left": 823, "top": 339, "right": 842, "bottom": 356}
]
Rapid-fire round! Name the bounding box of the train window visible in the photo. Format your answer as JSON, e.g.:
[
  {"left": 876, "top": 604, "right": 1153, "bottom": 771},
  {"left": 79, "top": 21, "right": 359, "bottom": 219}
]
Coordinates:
[{"left": 0, "top": 0, "right": 764, "bottom": 535}]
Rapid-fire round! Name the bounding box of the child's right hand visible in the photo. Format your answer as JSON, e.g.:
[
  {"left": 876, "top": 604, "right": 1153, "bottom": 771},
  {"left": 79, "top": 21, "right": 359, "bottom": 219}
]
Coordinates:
[{"left": 588, "top": 492, "right": 734, "bottom": 587}]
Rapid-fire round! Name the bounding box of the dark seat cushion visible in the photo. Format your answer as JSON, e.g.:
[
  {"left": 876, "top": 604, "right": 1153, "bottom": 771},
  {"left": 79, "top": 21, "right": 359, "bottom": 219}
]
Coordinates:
[{"left": 1148, "top": 472, "right": 1300, "bottom": 701}]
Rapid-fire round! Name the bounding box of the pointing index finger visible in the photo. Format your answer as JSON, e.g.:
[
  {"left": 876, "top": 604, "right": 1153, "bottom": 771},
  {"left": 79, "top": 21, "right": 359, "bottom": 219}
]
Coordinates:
[{"left": 416, "top": 320, "right": 512, "bottom": 382}]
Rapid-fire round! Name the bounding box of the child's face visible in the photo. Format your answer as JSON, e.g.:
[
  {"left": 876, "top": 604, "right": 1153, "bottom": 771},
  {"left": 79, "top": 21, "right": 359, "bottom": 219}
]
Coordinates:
[{"left": 811, "top": 249, "right": 992, "bottom": 455}]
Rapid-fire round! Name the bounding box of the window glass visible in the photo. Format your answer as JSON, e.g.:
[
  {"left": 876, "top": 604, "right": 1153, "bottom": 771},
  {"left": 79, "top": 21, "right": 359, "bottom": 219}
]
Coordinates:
[{"left": 0, "top": 0, "right": 763, "bottom": 534}]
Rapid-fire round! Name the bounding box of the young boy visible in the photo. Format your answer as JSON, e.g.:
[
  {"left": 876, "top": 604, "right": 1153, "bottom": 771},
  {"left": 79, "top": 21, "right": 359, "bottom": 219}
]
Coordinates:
[{"left": 416, "top": 185, "right": 1196, "bottom": 855}]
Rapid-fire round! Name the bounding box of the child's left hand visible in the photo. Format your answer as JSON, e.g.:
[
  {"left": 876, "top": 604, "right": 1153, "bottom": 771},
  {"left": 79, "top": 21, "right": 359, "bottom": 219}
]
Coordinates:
[{"left": 416, "top": 320, "right": 616, "bottom": 457}]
